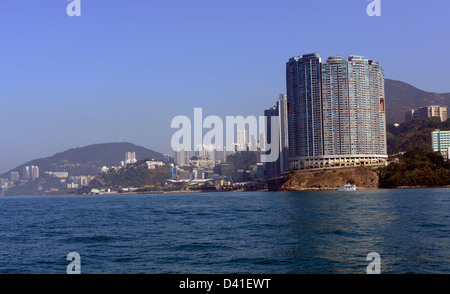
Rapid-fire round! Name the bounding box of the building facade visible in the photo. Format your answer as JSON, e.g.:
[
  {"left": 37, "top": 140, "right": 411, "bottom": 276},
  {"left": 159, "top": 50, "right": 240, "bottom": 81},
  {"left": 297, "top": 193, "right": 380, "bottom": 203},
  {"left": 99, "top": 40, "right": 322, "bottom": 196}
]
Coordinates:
[
  {"left": 237, "top": 129, "right": 249, "bottom": 151},
  {"left": 125, "top": 152, "right": 137, "bottom": 164},
  {"left": 174, "top": 147, "right": 190, "bottom": 167},
  {"left": 264, "top": 94, "right": 289, "bottom": 178},
  {"left": 432, "top": 130, "right": 450, "bottom": 158},
  {"left": 10, "top": 171, "right": 20, "bottom": 182},
  {"left": 287, "top": 53, "right": 387, "bottom": 169},
  {"left": 264, "top": 105, "right": 279, "bottom": 178},
  {"left": 286, "top": 53, "right": 323, "bottom": 160},
  {"left": 22, "top": 166, "right": 30, "bottom": 180},
  {"left": 30, "top": 166, "right": 39, "bottom": 180},
  {"left": 277, "top": 94, "right": 289, "bottom": 174},
  {"left": 22, "top": 165, "right": 39, "bottom": 180},
  {"left": 405, "top": 105, "right": 448, "bottom": 123}
]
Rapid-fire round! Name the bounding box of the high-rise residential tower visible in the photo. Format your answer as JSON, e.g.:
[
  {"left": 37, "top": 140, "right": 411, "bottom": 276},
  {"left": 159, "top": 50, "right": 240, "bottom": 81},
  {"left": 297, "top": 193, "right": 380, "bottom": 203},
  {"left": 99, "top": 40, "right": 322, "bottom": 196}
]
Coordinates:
[
  {"left": 264, "top": 105, "right": 279, "bottom": 178},
  {"left": 10, "top": 171, "right": 20, "bottom": 182},
  {"left": 237, "top": 129, "right": 249, "bottom": 151},
  {"left": 30, "top": 166, "right": 39, "bottom": 180},
  {"left": 278, "top": 94, "right": 289, "bottom": 173},
  {"left": 264, "top": 94, "right": 289, "bottom": 178},
  {"left": 22, "top": 165, "right": 39, "bottom": 180},
  {"left": 22, "top": 166, "right": 30, "bottom": 180},
  {"left": 286, "top": 53, "right": 323, "bottom": 159},
  {"left": 125, "top": 152, "right": 137, "bottom": 164},
  {"left": 287, "top": 53, "right": 387, "bottom": 169}
]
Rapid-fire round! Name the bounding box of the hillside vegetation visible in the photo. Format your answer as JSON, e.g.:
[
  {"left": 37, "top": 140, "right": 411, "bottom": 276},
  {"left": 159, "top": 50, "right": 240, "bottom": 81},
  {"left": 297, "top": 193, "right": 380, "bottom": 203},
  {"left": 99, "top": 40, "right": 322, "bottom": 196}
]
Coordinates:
[
  {"left": 89, "top": 160, "right": 169, "bottom": 189},
  {"left": 386, "top": 117, "right": 450, "bottom": 154},
  {"left": 280, "top": 117, "right": 450, "bottom": 191},
  {"left": 377, "top": 147, "right": 450, "bottom": 188}
]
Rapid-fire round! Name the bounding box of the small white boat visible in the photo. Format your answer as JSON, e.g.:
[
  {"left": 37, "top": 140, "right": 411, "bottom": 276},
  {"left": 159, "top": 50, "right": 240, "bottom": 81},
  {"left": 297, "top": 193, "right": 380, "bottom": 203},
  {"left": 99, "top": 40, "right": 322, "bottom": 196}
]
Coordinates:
[{"left": 337, "top": 184, "right": 356, "bottom": 191}]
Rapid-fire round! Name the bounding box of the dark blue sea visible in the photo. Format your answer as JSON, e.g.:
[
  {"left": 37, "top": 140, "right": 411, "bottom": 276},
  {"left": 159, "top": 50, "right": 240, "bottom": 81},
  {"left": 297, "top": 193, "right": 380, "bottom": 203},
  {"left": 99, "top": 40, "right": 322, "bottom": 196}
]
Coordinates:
[{"left": 0, "top": 189, "right": 449, "bottom": 274}]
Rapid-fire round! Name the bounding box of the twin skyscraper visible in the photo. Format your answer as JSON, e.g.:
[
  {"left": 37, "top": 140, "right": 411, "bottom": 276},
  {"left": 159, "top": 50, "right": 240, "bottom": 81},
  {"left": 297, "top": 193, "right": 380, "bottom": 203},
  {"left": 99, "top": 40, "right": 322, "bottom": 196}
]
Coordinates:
[{"left": 269, "top": 53, "right": 388, "bottom": 175}]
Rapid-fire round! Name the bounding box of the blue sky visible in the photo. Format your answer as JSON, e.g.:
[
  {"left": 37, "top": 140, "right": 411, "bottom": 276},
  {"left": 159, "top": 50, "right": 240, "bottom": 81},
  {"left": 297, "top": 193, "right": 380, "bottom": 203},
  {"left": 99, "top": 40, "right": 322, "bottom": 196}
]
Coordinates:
[{"left": 0, "top": 0, "right": 449, "bottom": 174}]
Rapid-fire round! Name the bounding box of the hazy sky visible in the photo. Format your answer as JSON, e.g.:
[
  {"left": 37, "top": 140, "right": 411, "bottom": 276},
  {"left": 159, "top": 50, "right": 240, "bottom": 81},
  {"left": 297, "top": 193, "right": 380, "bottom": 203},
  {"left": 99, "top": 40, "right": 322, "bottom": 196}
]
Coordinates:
[{"left": 0, "top": 0, "right": 449, "bottom": 174}]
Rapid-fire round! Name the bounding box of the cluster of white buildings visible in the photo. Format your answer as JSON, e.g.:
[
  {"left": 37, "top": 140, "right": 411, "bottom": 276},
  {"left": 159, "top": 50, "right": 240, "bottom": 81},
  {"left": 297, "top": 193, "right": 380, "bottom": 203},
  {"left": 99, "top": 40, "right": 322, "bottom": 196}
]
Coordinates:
[
  {"left": 1, "top": 166, "right": 40, "bottom": 190},
  {"left": 65, "top": 175, "right": 96, "bottom": 189},
  {"left": 102, "top": 152, "right": 166, "bottom": 173},
  {"left": 146, "top": 160, "right": 165, "bottom": 169},
  {"left": 0, "top": 164, "right": 96, "bottom": 193},
  {"left": 170, "top": 143, "right": 268, "bottom": 188},
  {"left": 123, "top": 152, "right": 137, "bottom": 165},
  {"left": 0, "top": 179, "right": 10, "bottom": 190},
  {"left": 172, "top": 144, "right": 230, "bottom": 181}
]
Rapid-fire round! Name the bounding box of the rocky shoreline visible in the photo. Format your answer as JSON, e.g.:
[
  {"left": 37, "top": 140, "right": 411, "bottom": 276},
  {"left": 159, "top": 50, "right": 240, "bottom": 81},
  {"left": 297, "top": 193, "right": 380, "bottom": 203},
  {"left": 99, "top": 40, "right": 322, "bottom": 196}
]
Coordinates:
[{"left": 272, "top": 167, "right": 380, "bottom": 191}]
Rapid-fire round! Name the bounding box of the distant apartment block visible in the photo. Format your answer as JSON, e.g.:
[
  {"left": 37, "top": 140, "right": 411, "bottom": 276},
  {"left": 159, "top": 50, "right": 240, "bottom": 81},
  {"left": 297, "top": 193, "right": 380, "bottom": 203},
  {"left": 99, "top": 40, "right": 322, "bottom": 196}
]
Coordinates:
[
  {"left": 22, "top": 165, "right": 39, "bottom": 180},
  {"left": 125, "top": 152, "right": 137, "bottom": 164},
  {"left": 264, "top": 94, "right": 289, "bottom": 178},
  {"left": 237, "top": 129, "right": 249, "bottom": 151},
  {"left": 169, "top": 164, "right": 177, "bottom": 180},
  {"left": 31, "top": 166, "right": 39, "bottom": 180},
  {"left": 67, "top": 183, "right": 79, "bottom": 189},
  {"left": 22, "top": 166, "right": 30, "bottom": 180},
  {"left": 174, "top": 147, "right": 190, "bottom": 167},
  {"left": 65, "top": 176, "right": 94, "bottom": 189},
  {"left": 432, "top": 130, "right": 450, "bottom": 158},
  {"left": 193, "top": 144, "right": 227, "bottom": 166},
  {"left": 405, "top": 105, "right": 448, "bottom": 123},
  {"left": 10, "top": 171, "right": 20, "bottom": 182}
]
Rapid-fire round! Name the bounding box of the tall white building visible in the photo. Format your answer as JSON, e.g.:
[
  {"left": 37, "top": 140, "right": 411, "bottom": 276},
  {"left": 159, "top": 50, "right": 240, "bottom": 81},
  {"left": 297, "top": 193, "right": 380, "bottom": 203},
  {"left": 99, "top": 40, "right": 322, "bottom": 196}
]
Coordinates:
[
  {"left": 278, "top": 94, "right": 289, "bottom": 173},
  {"left": 125, "top": 152, "right": 137, "bottom": 164},
  {"left": 10, "top": 171, "right": 20, "bottom": 182},
  {"left": 30, "top": 166, "right": 39, "bottom": 180},
  {"left": 23, "top": 166, "right": 30, "bottom": 180},
  {"left": 22, "top": 166, "right": 39, "bottom": 180},
  {"left": 263, "top": 94, "right": 290, "bottom": 178}
]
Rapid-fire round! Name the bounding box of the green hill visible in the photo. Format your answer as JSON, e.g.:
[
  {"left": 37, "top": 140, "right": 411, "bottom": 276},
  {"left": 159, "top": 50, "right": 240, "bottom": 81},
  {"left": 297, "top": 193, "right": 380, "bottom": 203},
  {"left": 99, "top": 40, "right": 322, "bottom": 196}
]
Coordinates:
[
  {"left": 0, "top": 142, "right": 169, "bottom": 178},
  {"left": 385, "top": 79, "right": 450, "bottom": 123}
]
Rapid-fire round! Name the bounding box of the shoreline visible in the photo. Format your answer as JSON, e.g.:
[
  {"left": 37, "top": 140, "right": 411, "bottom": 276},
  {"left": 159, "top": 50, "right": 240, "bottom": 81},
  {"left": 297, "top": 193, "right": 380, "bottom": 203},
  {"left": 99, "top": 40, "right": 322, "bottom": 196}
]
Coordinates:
[
  {"left": 2, "top": 185, "right": 450, "bottom": 197},
  {"left": 281, "top": 185, "right": 450, "bottom": 192}
]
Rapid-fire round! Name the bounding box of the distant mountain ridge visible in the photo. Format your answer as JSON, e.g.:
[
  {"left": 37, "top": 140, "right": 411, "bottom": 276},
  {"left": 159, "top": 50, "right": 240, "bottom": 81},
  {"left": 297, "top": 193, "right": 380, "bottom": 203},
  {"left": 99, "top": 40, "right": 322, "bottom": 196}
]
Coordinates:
[
  {"left": 385, "top": 79, "right": 450, "bottom": 123},
  {"left": 0, "top": 142, "right": 168, "bottom": 178}
]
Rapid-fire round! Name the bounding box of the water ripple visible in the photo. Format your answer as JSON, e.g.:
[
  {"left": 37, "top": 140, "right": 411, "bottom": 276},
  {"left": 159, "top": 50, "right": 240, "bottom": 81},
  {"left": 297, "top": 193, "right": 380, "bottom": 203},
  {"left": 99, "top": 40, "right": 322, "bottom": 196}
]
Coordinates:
[{"left": 0, "top": 189, "right": 449, "bottom": 274}]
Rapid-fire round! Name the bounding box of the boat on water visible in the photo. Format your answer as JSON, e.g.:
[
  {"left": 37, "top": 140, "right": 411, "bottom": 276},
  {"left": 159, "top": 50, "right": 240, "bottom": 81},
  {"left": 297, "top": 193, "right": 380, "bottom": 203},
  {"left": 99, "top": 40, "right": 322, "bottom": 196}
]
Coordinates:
[{"left": 337, "top": 184, "right": 356, "bottom": 191}]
